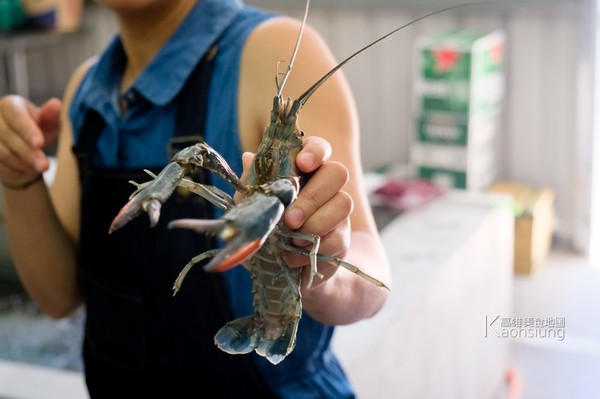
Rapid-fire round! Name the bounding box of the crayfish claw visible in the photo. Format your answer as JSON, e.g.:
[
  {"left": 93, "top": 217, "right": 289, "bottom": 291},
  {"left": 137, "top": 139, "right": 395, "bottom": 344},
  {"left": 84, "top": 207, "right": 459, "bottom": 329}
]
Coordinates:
[
  {"left": 109, "top": 197, "right": 163, "bottom": 234},
  {"left": 168, "top": 218, "right": 224, "bottom": 233},
  {"left": 127, "top": 171, "right": 157, "bottom": 198},
  {"left": 109, "top": 199, "right": 140, "bottom": 234},
  {"left": 143, "top": 199, "right": 162, "bottom": 228},
  {"left": 110, "top": 162, "right": 191, "bottom": 234},
  {"left": 127, "top": 180, "right": 149, "bottom": 199}
]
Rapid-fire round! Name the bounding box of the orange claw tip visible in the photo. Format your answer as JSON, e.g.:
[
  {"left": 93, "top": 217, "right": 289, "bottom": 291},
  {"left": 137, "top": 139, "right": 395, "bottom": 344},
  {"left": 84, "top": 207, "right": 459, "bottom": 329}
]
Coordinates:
[
  {"left": 204, "top": 239, "right": 261, "bottom": 273},
  {"left": 108, "top": 214, "right": 127, "bottom": 235}
]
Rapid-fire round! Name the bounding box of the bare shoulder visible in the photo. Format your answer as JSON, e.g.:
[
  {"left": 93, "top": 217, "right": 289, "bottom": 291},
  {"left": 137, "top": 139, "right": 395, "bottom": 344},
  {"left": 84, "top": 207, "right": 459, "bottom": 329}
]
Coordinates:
[
  {"left": 239, "top": 15, "right": 352, "bottom": 152},
  {"left": 243, "top": 15, "right": 339, "bottom": 96},
  {"left": 245, "top": 16, "right": 330, "bottom": 59},
  {"left": 64, "top": 57, "right": 97, "bottom": 107},
  {"left": 57, "top": 56, "right": 97, "bottom": 149}
]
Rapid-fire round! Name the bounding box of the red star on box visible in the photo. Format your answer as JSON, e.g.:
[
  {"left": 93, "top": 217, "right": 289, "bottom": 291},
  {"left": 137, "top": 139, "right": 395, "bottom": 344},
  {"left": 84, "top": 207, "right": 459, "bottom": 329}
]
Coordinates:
[
  {"left": 490, "top": 42, "right": 504, "bottom": 65},
  {"left": 434, "top": 47, "right": 460, "bottom": 72}
]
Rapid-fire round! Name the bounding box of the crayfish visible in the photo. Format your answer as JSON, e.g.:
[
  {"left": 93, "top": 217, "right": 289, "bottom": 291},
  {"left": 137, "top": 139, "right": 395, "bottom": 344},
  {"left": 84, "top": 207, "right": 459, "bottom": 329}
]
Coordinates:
[{"left": 109, "top": 0, "right": 479, "bottom": 364}]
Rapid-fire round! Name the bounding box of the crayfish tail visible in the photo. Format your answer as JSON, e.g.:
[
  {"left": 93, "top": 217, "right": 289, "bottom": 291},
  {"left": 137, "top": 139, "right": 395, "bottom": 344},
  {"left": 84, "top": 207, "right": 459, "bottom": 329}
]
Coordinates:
[
  {"left": 256, "top": 322, "right": 298, "bottom": 365},
  {"left": 215, "top": 317, "right": 297, "bottom": 365},
  {"left": 214, "top": 316, "right": 257, "bottom": 355}
]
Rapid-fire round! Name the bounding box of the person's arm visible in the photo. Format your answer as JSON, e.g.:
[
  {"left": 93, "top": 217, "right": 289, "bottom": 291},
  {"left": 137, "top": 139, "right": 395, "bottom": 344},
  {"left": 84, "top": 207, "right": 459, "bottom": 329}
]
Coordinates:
[
  {"left": 0, "top": 60, "right": 92, "bottom": 319},
  {"left": 239, "top": 17, "right": 391, "bottom": 325}
]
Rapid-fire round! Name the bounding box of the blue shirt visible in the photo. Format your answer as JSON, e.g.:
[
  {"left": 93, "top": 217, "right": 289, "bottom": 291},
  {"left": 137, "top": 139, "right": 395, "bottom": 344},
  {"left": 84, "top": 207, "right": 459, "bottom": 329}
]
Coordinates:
[{"left": 70, "top": 0, "right": 355, "bottom": 397}]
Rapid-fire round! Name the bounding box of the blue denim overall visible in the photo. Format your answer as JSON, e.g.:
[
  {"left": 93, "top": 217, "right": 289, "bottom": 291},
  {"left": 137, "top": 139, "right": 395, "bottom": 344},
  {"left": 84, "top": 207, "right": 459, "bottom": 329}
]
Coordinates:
[
  {"left": 69, "top": 1, "right": 356, "bottom": 397},
  {"left": 73, "top": 47, "right": 277, "bottom": 398}
]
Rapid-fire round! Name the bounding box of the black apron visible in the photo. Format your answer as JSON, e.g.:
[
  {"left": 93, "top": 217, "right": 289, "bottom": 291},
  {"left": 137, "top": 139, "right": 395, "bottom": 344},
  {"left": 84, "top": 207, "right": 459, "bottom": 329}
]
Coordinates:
[{"left": 73, "top": 48, "right": 277, "bottom": 398}]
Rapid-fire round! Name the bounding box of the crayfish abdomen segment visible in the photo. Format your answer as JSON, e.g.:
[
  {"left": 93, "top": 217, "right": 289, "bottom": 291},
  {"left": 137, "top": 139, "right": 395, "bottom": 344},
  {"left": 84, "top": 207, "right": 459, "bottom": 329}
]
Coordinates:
[{"left": 247, "top": 246, "right": 302, "bottom": 363}]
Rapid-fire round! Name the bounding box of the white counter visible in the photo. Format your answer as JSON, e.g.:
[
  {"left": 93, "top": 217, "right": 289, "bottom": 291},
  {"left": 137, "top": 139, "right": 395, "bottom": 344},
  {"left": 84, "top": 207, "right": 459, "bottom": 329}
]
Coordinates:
[
  {"left": 0, "top": 359, "right": 87, "bottom": 399},
  {"left": 333, "top": 190, "right": 515, "bottom": 399}
]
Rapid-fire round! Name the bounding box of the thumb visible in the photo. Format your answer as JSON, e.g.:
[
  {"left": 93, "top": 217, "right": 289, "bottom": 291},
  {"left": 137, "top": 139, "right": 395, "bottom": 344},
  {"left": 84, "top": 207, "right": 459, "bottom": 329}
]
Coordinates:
[
  {"left": 37, "top": 98, "right": 62, "bottom": 146},
  {"left": 234, "top": 152, "right": 255, "bottom": 203},
  {"left": 239, "top": 151, "right": 255, "bottom": 184}
]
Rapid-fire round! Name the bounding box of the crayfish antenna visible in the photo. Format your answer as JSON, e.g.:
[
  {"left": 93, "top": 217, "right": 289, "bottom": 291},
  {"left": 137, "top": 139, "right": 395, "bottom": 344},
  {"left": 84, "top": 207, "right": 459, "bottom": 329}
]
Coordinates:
[
  {"left": 296, "top": 2, "right": 492, "bottom": 107},
  {"left": 275, "top": 0, "right": 310, "bottom": 97}
]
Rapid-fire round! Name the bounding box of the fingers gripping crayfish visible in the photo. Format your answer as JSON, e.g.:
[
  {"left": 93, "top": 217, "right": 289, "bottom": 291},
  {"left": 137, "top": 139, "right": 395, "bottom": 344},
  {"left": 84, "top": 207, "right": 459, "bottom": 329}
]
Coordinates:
[{"left": 109, "top": 0, "right": 480, "bottom": 365}]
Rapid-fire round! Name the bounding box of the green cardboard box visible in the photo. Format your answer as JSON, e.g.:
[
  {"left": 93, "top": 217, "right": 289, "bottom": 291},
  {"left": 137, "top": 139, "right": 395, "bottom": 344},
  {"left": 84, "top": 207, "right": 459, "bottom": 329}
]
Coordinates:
[
  {"left": 413, "top": 30, "right": 505, "bottom": 119},
  {"left": 410, "top": 112, "right": 499, "bottom": 190},
  {"left": 411, "top": 29, "right": 505, "bottom": 190}
]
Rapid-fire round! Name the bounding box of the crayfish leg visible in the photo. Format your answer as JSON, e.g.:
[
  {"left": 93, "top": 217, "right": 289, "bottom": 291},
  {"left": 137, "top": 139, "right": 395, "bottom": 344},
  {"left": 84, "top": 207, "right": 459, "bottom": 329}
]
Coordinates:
[
  {"left": 283, "top": 245, "right": 390, "bottom": 291},
  {"left": 279, "top": 231, "right": 322, "bottom": 288},
  {"left": 172, "top": 248, "right": 220, "bottom": 296}
]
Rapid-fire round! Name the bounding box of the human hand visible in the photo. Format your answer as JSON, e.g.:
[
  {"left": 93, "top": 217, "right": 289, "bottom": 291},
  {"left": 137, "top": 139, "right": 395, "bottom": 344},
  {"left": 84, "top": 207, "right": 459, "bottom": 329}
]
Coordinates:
[
  {"left": 235, "top": 137, "right": 352, "bottom": 289},
  {"left": 283, "top": 136, "right": 353, "bottom": 290},
  {"left": 0, "top": 96, "right": 61, "bottom": 188}
]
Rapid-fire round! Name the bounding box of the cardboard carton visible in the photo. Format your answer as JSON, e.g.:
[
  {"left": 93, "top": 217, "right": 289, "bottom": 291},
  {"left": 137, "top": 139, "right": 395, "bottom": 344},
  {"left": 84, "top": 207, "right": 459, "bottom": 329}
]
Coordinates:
[
  {"left": 411, "top": 29, "right": 505, "bottom": 191},
  {"left": 489, "top": 182, "right": 555, "bottom": 274},
  {"left": 411, "top": 112, "right": 499, "bottom": 190},
  {"left": 413, "top": 29, "right": 505, "bottom": 119}
]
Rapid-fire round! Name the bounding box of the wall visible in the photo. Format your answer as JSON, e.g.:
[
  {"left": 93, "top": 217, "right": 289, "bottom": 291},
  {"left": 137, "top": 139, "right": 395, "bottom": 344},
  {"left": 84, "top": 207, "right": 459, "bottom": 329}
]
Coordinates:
[
  {"left": 244, "top": 0, "right": 593, "bottom": 248},
  {"left": 14, "top": 0, "right": 594, "bottom": 247}
]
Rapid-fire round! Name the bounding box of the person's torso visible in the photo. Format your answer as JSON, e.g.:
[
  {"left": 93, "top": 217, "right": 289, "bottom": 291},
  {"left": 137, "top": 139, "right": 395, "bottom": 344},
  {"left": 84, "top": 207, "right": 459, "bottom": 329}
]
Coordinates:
[{"left": 70, "top": 1, "right": 355, "bottom": 397}]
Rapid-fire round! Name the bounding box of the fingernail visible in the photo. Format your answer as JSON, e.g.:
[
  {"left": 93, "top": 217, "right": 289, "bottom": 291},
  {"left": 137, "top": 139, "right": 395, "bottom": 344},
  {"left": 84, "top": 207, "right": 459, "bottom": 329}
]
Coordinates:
[
  {"left": 34, "top": 157, "right": 46, "bottom": 172},
  {"left": 292, "top": 237, "right": 309, "bottom": 247},
  {"left": 282, "top": 253, "right": 293, "bottom": 266},
  {"left": 30, "top": 135, "right": 41, "bottom": 147},
  {"left": 286, "top": 208, "right": 304, "bottom": 228},
  {"left": 298, "top": 152, "right": 315, "bottom": 170}
]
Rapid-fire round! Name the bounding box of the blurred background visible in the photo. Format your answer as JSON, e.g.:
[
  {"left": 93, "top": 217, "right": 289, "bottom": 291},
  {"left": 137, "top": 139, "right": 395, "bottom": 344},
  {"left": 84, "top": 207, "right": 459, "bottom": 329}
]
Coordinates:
[{"left": 0, "top": 0, "right": 599, "bottom": 398}]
